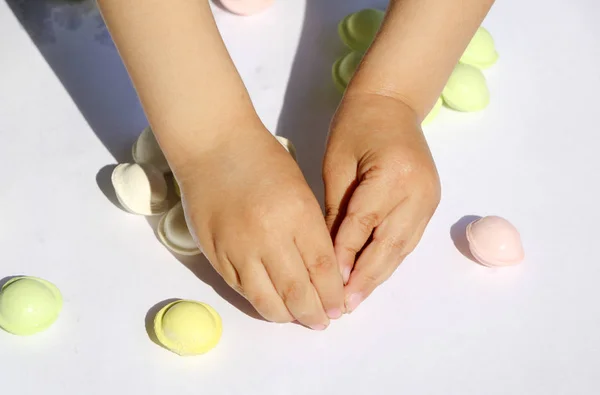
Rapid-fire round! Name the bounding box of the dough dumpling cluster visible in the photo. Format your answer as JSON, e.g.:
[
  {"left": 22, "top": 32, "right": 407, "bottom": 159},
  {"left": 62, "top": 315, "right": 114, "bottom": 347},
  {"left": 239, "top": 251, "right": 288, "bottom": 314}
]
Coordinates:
[
  {"left": 110, "top": 127, "right": 296, "bottom": 256},
  {"left": 333, "top": 8, "right": 500, "bottom": 123}
]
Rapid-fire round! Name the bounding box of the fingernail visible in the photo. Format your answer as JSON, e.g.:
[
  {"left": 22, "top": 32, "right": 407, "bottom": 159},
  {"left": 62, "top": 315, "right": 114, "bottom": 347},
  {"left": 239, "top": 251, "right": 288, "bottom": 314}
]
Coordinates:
[
  {"left": 346, "top": 293, "right": 363, "bottom": 313},
  {"left": 310, "top": 323, "right": 327, "bottom": 331},
  {"left": 327, "top": 308, "right": 342, "bottom": 319},
  {"left": 342, "top": 266, "right": 351, "bottom": 284}
]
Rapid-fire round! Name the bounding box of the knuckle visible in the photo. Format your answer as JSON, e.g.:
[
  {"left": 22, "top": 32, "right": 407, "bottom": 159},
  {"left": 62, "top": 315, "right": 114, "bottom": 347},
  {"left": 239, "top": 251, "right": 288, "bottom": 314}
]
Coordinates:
[
  {"left": 382, "top": 235, "right": 407, "bottom": 252},
  {"left": 344, "top": 245, "right": 359, "bottom": 255},
  {"left": 359, "top": 271, "right": 381, "bottom": 289},
  {"left": 324, "top": 204, "right": 339, "bottom": 222},
  {"left": 245, "top": 290, "right": 271, "bottom": 312},
  {"left": 351, "top": 211, "right": 380, "bottom": 234},
  {"left": 245, "top": 291, "right": 292, "bottom": 323},
  {"left": 307, "top": 254, "right": 336, "bottom": 277},
  {"left": 281, "top": 280, "right": 307, "bottom": 305}
]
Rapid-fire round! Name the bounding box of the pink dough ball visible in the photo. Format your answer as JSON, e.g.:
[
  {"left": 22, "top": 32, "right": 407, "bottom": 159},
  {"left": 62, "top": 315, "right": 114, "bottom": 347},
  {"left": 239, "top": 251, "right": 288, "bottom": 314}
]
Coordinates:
[{"left": 466, "top": 216, "right": 525, "bottom": 267}]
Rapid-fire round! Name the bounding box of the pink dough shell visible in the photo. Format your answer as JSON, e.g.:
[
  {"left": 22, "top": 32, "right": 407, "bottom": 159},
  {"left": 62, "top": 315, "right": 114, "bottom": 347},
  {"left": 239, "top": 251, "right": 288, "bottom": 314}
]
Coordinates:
[{"left": 466, "top": 216, "right": 524, "bottom": 267}]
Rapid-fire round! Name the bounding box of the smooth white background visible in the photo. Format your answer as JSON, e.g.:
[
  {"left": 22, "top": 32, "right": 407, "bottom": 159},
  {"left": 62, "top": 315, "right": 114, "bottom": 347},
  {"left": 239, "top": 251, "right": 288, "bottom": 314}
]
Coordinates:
[{"left": 1, "top": 0, "right": 599, "bottom": 394}]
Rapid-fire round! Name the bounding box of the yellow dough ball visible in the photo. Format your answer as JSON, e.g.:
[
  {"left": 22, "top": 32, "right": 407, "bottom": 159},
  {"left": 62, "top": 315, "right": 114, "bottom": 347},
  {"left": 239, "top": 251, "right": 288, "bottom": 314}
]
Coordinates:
[{"left": 154, "top": 300, "right": 222, "bottom": 356}]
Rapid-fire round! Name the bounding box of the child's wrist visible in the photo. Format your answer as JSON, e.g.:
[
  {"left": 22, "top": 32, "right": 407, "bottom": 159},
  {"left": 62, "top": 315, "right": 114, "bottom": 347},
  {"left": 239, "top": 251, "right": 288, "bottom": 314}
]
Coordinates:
[{"left": 153, "top": 110, "right": 264, "bottom": 172}]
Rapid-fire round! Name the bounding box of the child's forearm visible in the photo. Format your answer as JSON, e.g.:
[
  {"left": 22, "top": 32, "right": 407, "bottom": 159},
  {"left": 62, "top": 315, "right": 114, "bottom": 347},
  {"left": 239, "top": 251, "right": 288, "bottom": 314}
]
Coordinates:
[
  {"left": 97, "top": 0, "right": 261, "bottom": 169},
  {"left": 347, "top": 0, "right": 495, "bottom": 120}
]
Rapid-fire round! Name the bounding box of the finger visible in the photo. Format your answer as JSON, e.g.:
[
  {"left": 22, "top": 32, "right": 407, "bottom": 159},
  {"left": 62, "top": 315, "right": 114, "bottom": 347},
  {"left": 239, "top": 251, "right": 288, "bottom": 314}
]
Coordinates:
[
  {"left": 235, "top": 260, "right": 294, "bottom": 323},
  {"left": 334, "top": 176, "right": 404, "bottom": 283},
  {"left": 295, "top": 219, "right": 345, "bottom": 319},
  {"left": 344, "top": 202, "right": 430, "bottom": 313},
  {"left": 211, "top": 251, "right": 242, "bottom": 292},
  {"left": 263, "top": 243, "right": 330, "bottom": 330},
  {"left": 322, "top": 159, "right": 357, "bottom": 236}
]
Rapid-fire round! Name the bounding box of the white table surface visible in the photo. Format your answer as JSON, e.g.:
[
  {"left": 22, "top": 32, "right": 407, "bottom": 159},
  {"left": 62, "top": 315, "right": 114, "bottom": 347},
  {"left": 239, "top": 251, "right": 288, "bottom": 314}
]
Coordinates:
[{"left": 1, "top": 0, "right": 599, "bottom": 394}]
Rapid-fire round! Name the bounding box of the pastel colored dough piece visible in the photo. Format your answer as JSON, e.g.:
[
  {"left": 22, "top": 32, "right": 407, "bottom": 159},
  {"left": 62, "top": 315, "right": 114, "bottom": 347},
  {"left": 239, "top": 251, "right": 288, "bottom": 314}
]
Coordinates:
[
  {"left": 219, "top": 0, "right": 275, "bottom": 16},
  {"left": 338, "top": 8, "right": 385, "bottom": 52},
  {"left": 132, "top": 126, "right": 171, "bottom": 174},
  {"left": 157, "top": 201, "right": 201, "bottom": 256},
  {"left": 442, "top": 63, "right": 490, "bottom": 112},
  {"left": 466, "top": 216, "right": 524, "bottom": 267},
  {"left": 459, "top": 26, "right": 499, "bottom": 69},
  {"left": 332, "top": 51, "right": 363, "bottom": 93},
  {"left": 154, "top": 300, "right": 223, "bottom": 356},
  {"left": 112, "top": 163, "right": 169, "bottom": 216},
  {"left": 0, "top": 276, "right": 62, "bottom": 336}
]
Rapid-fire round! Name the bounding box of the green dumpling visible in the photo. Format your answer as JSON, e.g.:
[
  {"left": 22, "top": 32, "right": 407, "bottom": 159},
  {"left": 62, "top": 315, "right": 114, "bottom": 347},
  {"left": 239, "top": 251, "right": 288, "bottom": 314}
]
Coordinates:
[
  {"left": 338, "top": 9, "right": 385, "bottom": 52},
  {"left": 442, "top": 63, "right": 490, "bottom": 112},
  {"left": 459, "top": 27, "right": 499, "bottom": 69},
  {"left": 332, "top": 51, "right": 363, "bottom": 93},
  {"left": 0, "top": 276, "right": 63, "bottom": 336}
]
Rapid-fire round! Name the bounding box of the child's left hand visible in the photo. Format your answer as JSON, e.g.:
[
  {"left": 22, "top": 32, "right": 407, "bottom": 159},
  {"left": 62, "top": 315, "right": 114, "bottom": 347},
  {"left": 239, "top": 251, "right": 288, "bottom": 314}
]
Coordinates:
[{"left": 323, "top": 93, "right": 441, "bottom": 313}]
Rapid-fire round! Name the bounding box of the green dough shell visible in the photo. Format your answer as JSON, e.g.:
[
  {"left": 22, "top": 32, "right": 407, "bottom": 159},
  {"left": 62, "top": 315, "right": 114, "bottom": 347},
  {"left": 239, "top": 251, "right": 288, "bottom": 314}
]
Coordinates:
[
  {"left": 0, "top": 276, "right": 62, "bottom": 336},
  {"left": 338, "top": 9, "right": 385, "bottom": 52},
  {"left": 332, "top": 51, "right": 363, "bottom": 93},
  {"left": 460, "top": 26, "right": 499, "bottom": 69},
  {"left": 442, "top": 64, "right": 490, "bottom": 112}
]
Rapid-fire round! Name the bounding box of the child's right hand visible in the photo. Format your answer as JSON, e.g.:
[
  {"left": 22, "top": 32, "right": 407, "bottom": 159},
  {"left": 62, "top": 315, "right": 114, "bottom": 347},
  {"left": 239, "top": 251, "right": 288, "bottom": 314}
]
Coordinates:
[{"left": 174, "top": 126, "right": 345, "bottom": 329}]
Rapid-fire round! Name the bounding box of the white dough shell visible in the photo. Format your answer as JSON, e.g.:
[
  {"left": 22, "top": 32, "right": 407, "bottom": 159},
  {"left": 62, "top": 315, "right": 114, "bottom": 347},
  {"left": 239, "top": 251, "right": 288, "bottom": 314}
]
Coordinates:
[
  {"left": 132, "top": 126, "right": 171, "bottom": 173},
  {"left": 157, "top": 202, "right": 201, "bottom": 256},
  {"left": 111, "top": 163, "right": 169, "bottom": 215}
]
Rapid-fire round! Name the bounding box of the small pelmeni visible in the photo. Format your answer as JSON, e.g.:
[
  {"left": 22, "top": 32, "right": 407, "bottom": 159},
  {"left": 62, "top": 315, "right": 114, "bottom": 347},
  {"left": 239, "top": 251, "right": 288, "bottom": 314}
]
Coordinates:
[
  {"left": 132, "top": 126, "right": 171, "bottom": 174},
  {"left": 332, "top": 51, "right": 363, "bottom": 93},
  {"left": 442, "top": 63, "right": 490, "bottom": 112},
  {"left": 0, "top": 276, "right": 62, "bottom": 336},
  {"left": 466, "top": 216, "right": 524, "bottom": 267},
  {"left": 338, "top": 8, "right": 385, "bottom": 52},
  {"left": 275, "top": 136, "right": 297, "bottom": 161},
  {"left": 460, "top": 27, "right": 499, "bottom": 70},
  {"left": 157, "top": 201, "right": 201, "bottom": 256},
  {"left": 153, "top": 299, "right": 222, "bottom": 356},
  {"left": 112, "top": 163, "right": 169, "bottom": 215}
]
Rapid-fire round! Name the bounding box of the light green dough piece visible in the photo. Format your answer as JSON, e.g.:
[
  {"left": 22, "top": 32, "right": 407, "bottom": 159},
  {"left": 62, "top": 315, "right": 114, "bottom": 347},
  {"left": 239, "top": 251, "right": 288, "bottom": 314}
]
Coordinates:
[
  {"left": 338, "top": 9, "right": 385, "bottom": 52},
  {"left": 154, "top": 300, "right": 222, "bottom": 356},
  {"left": 422, "top": 97, "right": 443, "bottom": 125},
  {"left": 442, "top": 64, "right": 490, "bottom": 112},
  {"left": 0, "top": 276, "right": 63, "bottom": 336},
  {"left": 459, "top": 26, "right": 498, "bottom": 69},
  {"left": 332, "top": 51, "right": 363, "bottom": 93}
]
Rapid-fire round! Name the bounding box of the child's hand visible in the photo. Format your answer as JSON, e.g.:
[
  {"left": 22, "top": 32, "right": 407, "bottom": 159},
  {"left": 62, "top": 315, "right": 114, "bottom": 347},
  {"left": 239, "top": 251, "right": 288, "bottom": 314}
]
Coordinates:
[
  {"left": 176, "top": 127, "right": 345, "bottom": 329},
  {"left": 323, "top": 94, "right": 441, "bottom": 312}
]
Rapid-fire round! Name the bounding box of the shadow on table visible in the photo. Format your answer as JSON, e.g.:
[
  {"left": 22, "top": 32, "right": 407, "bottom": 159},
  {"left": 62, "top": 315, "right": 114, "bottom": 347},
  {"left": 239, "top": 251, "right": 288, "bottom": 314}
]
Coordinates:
[
  {"left": 4, "top": 0, "right": 260, "bottom": 321},
  {"left": 275, "top": 0, "right": 389, "bottom": 206},
  {"left": 3, "top": 0, "right": 385, "bottom": 320},
  {"left": 450, "top": 215, "right": 481, "bottom": 262}
]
